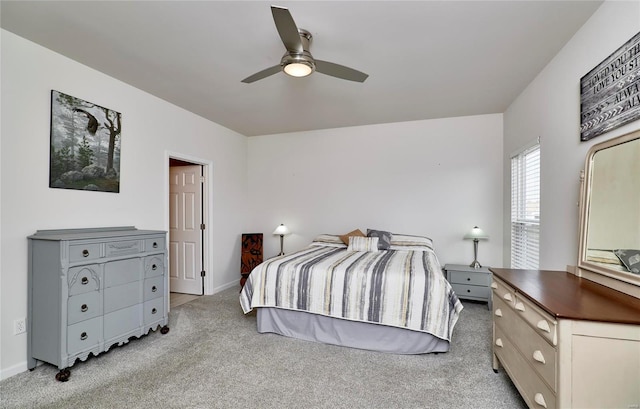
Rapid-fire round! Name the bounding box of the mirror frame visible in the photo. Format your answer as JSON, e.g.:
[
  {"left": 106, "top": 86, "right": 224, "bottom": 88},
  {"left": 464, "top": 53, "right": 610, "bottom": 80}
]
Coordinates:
[{"left": 578, "top": 128, "right": 640, "bottom": 297}]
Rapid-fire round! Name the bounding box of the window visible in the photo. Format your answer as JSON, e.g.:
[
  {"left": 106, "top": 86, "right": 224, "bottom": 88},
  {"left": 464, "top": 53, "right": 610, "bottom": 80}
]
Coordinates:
[{"left": 511, "top": 143, "right": 540, "bottom": 269}]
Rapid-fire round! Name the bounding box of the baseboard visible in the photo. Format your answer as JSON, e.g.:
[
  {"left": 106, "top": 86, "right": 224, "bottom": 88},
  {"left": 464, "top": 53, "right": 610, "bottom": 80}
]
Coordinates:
[
  {"left": 212, "top": 280, "right": 238, "bottom": 294},
  {"left": 1, "top": 361, "right": 28, "bottom": 381}
]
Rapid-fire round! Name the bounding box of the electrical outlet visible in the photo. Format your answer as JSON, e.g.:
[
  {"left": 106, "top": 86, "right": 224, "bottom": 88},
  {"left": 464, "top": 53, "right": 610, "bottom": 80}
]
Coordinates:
[{"left": 14, "top": 317, "right": 26, "bottom": 335}]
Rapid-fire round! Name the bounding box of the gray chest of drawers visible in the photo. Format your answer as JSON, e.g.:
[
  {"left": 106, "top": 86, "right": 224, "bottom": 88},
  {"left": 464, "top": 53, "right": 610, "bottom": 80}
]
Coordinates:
[
  {"left": 27, "top": 226, "right": 169, "bottom": 381},
  {"left": 444, "top": 264, "right": 492, "bottom": 309}
]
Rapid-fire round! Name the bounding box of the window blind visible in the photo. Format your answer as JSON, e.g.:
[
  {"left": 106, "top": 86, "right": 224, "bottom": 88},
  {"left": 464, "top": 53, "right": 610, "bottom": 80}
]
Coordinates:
[{"left": 511, "top": 144, "right": 540, "bottom": 269}]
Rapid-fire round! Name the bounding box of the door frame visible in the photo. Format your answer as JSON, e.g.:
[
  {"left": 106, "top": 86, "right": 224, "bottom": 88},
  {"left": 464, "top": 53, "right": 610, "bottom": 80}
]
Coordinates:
[{"left": 164, "top": 151, "right": 214, "bottom": 295}]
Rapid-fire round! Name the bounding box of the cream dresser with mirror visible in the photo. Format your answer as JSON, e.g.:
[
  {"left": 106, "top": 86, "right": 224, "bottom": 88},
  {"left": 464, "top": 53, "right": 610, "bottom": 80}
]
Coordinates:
[{"left": 490, "top": 130, "right": 640, "bottom": 409}]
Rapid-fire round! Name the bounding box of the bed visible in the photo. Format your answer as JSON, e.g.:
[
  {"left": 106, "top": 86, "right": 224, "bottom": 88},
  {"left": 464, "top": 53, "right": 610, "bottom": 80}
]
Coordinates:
[{"left": 239, "top": 231, "right": 464, "bottom": 354}]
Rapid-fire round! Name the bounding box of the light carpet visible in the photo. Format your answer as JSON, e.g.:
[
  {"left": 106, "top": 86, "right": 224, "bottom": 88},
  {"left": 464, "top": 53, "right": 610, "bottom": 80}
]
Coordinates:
[{"left": 0, "top": 287, "right": 526, "bottom": 408}]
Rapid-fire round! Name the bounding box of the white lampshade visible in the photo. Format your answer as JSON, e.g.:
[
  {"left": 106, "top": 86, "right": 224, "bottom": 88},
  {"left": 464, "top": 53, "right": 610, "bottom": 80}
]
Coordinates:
[
  {"left": 464, "top": 226, "right": 489, "bottom": 240},
  {"left": 273, "top": 224, "right": 291, "bottom": 236}
]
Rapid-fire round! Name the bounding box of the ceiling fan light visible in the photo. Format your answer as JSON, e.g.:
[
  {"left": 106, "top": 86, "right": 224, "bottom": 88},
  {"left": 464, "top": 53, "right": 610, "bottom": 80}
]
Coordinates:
[{"left": 283, "top": 62, "right": 313, "bottom": 77}]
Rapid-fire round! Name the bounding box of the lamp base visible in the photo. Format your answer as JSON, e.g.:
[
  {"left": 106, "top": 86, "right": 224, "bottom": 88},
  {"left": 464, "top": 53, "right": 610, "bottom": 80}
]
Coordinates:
[
  {"left": 469, "top": 238, "right": 482, "bottom": 268},
  {"left": 278, "top": 235, "right": 285, "bottom": 256}
]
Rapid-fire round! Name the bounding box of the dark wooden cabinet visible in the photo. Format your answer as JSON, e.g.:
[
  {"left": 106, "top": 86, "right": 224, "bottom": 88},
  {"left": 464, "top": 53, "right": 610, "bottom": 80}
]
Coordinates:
[{"left": 241, "top": 233, "right": 263, "bottom": 288}]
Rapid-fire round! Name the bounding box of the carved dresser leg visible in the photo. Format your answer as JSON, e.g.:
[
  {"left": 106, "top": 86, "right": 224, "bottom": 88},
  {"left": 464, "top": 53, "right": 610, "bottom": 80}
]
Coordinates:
[{"left": 55, "top": 368, "right": 71, "bottom": 382}]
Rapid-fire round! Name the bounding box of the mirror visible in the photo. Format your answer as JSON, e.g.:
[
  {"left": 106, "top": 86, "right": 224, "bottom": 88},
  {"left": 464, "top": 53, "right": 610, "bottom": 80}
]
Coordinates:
[{"left": 579, "top": 129, "right": 640, "bottom": 293}]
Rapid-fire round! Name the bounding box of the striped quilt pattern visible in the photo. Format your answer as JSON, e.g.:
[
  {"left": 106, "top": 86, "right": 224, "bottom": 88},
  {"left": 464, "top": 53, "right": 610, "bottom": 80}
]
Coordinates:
[{"left": 239, "top": 242, "right": 463, "bottom": 341}]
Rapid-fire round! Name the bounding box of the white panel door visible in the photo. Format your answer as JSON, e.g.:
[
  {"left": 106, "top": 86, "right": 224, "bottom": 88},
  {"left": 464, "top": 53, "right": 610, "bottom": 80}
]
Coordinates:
[{"left": 169, "top": 165, "right": 203, "bottom": 295}]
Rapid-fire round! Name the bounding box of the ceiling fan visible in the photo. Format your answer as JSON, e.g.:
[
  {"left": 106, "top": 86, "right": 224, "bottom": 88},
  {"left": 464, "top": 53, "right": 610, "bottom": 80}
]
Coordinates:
[{"left": 241, "top": 6, "right": 369, "bottom": 84}]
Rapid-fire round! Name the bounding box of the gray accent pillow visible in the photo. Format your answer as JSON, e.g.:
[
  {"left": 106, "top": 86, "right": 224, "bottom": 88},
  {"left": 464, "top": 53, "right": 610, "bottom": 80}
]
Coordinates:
[
  {"left": 614, "top": 249, "right": 640, "bottom": 274},
  {"left": 367, "top": 229, "right": 392, "bottom": 250}
]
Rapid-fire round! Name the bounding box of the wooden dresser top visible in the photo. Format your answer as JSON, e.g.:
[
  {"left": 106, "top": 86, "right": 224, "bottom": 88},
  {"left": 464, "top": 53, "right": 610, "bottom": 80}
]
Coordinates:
[{"left": 490, "top": 268, "right": 640, "bottom": 325}]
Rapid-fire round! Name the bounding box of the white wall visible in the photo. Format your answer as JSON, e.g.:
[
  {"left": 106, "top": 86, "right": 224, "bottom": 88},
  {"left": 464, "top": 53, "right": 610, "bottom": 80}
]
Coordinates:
[
  {"left": 0, "top": 30, "right": 248, "bottom": 379},
  {"left": 503, "top": 1, "right": 640, "bottom": 270},
  {"left": 0, "top": 28, "right": 4, "bottom": 384},
  {"left": 247, "top": 114, "right": 504, "bottom": 268}
]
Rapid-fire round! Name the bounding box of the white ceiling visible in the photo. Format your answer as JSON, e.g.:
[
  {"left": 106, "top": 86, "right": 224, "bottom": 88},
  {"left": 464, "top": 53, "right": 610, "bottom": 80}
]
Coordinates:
[{"left": 1, "top": 1, "right": 602, "bottom": 136}]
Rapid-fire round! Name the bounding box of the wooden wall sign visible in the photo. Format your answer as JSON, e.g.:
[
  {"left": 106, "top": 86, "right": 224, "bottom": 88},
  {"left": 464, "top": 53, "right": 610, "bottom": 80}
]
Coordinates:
[{"left": 580, "top": 31, "right": 640, "bottom": 141}]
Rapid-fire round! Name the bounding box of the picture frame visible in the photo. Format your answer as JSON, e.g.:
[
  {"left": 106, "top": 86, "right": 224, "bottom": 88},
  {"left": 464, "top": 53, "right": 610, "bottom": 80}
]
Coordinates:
[
  {"left": 49, "top": 90, "right": 122, "bottom": 192},
  {"left": 580, "top": 31, "right": 640, "bottom": 141}
]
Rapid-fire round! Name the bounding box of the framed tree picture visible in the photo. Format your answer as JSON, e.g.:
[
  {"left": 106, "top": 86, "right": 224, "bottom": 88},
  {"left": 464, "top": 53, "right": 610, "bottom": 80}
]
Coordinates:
[{"left": 50, "top": 90, "right": 122, "bottom": 192}]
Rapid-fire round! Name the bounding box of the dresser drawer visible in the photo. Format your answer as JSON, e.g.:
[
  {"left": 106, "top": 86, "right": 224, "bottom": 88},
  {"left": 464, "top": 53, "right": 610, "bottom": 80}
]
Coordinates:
[
  {"left": 449, "top": 270, "right": 491, "bottom": 286},
  {"left": 144, "top": 255, "right": 164, "bottom": 278},
  {"left": 493, "top": 296, "right": 518, "bottom": 332},
  {"left": 69, "top": 243, "right": 101, "bottom": 262},
  {"left": 451, "top": 283, "right": 490, "bottom": 300},
  {"left": 143, "top": 297, "right": 164, "bottom": 326},
  {"left": 105, "top": 240, "right": 142, "bottom": 258},
  {"left": 67, "top": 291, "right": 101, "bottom": 325},
  {"left": 104, "top": 304, "right": 141, "bottom": 342},
  {"left": 514, "top": 294, "right": 558, "bottom": 346},
  {"left": 104, "top": 281, "right": 141, "bottom": 314},
  {"left": 491, "top": 278, "right": 516, "bottom": 307},
  {"left": 144, "top": 276, "right": 164, "bottom": 301},
  {"left": 67, "top": 316, "right": 102, "bottom": 355},
  {"left": 104, "top": 258, "right": 141, "bottom": 287},
  {"left": 68, "top": 265, "right": 101, "bottom": 295},
  {"left": 506, "top": 307, "right": 557, "bottom": 390},
  {"left": 145, "top": 237, "right": 165, "bottom": 252},
  {"left": 494, "top": 325, "right": 557, "bottom": 409}
]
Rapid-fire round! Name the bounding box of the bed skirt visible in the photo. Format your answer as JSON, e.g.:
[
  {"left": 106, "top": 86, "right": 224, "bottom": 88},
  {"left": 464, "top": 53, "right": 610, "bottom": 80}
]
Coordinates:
[{"left": 256, "top": 307, "right": 450, "bottom": 354}]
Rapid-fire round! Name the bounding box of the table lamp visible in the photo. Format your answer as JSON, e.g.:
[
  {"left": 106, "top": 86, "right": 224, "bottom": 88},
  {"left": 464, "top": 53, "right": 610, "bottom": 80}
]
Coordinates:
[
  {"left": 273, "top": 224, "right": 291, "bottom": 256},
  {"left": 464, "top": 226, "right": 489, "bottom": 268}
]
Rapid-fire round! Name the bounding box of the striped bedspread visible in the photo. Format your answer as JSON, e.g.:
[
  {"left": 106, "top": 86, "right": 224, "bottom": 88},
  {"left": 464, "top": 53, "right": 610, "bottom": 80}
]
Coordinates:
[{"left": 240, "top": 234, "right": 463, "bottom": 341}]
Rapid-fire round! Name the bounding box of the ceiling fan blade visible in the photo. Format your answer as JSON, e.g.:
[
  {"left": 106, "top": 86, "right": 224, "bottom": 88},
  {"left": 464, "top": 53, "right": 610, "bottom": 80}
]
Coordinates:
[
  {"left": 271, "top": 6, "right": 303, "bottom": 53},
  {"left": 315, "top": 60, "right": 369, "bottom": 83},
  {"left": 241, "top": 65, "right": 282, "bottom": 83}
]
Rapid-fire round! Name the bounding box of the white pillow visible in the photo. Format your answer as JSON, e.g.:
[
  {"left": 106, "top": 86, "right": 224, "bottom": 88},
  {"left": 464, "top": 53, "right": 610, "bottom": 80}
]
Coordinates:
[
  {"left": 347, "top": 236, "right": 379, "bottom": 252},
  {"left": 389, "top": 234, "right": 433, "bottom": 252},
  {"left": 311, "top": 234, "right": 347, "bottom": 248}
]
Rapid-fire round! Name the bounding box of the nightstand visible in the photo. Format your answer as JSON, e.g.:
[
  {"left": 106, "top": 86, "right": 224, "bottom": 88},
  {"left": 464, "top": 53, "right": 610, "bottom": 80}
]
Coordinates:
[{"left": 443, "top": 264, "right": 492, "bottom": 310}]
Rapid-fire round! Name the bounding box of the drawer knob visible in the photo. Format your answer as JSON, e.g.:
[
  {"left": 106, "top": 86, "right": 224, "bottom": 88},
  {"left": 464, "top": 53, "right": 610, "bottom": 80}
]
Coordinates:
[
  {"left": 153, "top": 242, "right": 158, "bottom": 248},
  {"left": 533, "top": 350, "right": 546, "bottom": 364},
  {"left": 81, "top": 304, "right": 88, "bottom": 312},
  {"left": 152, "top": 286, "right": 157, "bottom": 292},
  {"left": 495, "top": 338, "right": 503, "bottom": 348},
  {"left": 494, "top": 308, "right": 503, "bottom": 317},
  {"left": 152, "top": 308, "right": 157, "bottom": 314},
  {"left": 152, "top": 264, "right": 157, "bottom": 271},
  {"left": 80, "top": 332, "right": 88, "bottom": 341},
  {"left": 502, "top": 293, "right": 512, "bottom": 302},
  {"left": 490, "top": 282, "right": 498, "bottom": 289},
  {"left": 515, "top": 302, "right": 525, "bottom": 312},
  {"left": 537, "top": 320, "right": 551, "bottom": 333},
  {"left": 81, "top": 277, "right": 89, "bottom": 285},
  {"left": 466, "top": 277, "right": 471, "bottom": 281},
  {"left": 534, "top": 393, "right": 547, "bottom": 408},
  {"left": 82, "top": 249, "right": 89, "bottom": 257}
]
